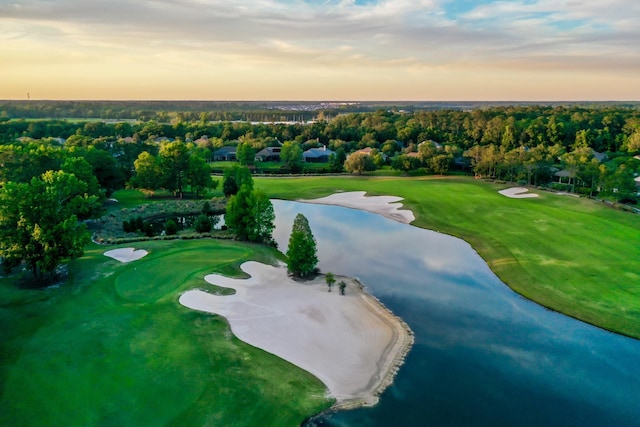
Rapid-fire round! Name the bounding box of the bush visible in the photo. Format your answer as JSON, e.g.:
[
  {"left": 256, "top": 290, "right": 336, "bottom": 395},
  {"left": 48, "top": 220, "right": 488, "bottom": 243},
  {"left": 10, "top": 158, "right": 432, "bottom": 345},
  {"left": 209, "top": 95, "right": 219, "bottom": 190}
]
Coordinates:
[
  {"left": 194, "top": 214, "right": 213, "bottom": 233},
  {"left": 143, "top": 221, "right": 154, "bottom": 237},
  {"left": 165, "top": 219, "right": 178, "bottom": 236}
]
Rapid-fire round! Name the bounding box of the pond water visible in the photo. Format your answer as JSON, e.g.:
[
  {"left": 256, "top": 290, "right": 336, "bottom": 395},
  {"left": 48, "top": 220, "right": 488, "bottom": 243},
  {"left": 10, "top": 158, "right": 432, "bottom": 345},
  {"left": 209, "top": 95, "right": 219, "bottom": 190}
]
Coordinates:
[{"left": 272, "top": 200, "right": 640, "bottom": 427}]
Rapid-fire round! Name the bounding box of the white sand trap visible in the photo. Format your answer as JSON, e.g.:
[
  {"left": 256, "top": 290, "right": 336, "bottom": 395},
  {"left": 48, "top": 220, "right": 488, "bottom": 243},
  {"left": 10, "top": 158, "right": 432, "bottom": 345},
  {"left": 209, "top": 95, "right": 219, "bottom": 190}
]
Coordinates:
[
  {"left": 179, "top": 261, "right": 413, "bottom": 407},
  {"left": 103, "top": 247, "right": 148, "bottom": 263},
  {"left": 499, "top": 187, "right": 539, "bottom": 199},
  {"left": 301, "top": 191, "right": 415, "bottom": 224}
]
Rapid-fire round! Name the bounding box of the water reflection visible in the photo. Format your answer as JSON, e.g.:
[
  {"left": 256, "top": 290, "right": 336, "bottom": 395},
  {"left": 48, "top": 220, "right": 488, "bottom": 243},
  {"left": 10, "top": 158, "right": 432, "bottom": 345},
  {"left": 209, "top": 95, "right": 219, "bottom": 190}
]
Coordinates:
[{"left": 272, "top": 200, "right": 640, "bottom": 427}]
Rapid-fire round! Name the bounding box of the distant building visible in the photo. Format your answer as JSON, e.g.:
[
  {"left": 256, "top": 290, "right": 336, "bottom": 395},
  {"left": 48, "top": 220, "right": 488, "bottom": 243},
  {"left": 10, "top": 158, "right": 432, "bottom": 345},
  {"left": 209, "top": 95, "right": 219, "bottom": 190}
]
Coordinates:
[
  {"left": 256, "top": 146, "right": 282, "bottom": 162},
  {"left": 303, "top": 146, "right": 335, "bottom": 163},
  {"left": 213, "top": 146, "right": 237, "bottom": 161},
  {"left": 592, "top": 150, "right": 608, "bottom": 162},
  {"left": 419, "top": 140, "right": 444, "bottom": 150},
  {"left": 349, "top": 147, "right": 388, "bottom": 161}
]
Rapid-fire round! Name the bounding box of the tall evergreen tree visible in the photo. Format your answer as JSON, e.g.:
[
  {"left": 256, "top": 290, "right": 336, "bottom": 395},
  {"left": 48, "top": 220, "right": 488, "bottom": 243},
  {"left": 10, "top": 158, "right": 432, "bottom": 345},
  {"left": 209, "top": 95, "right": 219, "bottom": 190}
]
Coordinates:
[{"left": 286, "top": 213, "right": 318, "bottom": 278}]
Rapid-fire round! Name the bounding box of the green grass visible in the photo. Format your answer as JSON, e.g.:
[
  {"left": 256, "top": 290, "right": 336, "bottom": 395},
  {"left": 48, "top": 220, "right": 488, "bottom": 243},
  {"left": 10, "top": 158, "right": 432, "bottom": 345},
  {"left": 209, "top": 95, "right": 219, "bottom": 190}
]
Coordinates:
[
  {"left": 0, "top": 239, "right": 331, "bottom": 426},
  {"left": 255, "top": 175, "right": 640, "bottom": 339}
]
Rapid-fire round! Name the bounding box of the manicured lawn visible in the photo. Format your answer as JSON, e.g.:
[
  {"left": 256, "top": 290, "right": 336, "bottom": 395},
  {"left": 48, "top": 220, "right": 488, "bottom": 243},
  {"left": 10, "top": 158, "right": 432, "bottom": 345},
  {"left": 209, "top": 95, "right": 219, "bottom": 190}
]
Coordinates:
[
  {"left": 0, "top": 239, "right": 331, "bottom": 426},
  {"left": 255, "top": 175, "right": 640, "bottom": 339}
]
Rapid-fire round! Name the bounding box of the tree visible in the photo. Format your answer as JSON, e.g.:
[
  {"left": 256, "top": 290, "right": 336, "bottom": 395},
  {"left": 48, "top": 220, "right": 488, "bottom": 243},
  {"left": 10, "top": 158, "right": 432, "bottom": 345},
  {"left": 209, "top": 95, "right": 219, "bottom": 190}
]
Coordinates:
[
  {"left": 280, "top": 142, "right": 304, "bottom": 172},
  {"left": 131, "top": 151, "right": 162, "bottom": 196},
  {"left": 325, "top": 272, "right": 336, "bottom": 292},
  {"left": 236, "top": 142, "right": 256, "bottom": 166},
  {"left": 249, "top": 191, "right": 275, "bottom": 244},
  {"left": 222, "top": 174, "right": 238, "bottom": 198},
  {"left": 186, "top": 155, "right": 213, "bottom": 198},
  {"left": 604, "top": 164, "right": 637, "bottom": 202},
  {"left": 286, "top": 213, "right": 318, "bottom": 278},
  {"left": 158, "top": 141, "right": 190, "bottom": 198},
  {"left": 329, "top": 147, "right": 347, "bottom": 173},
  {"left": 225, "top": 185, "right": 274, "bottom": 243},
  {"left": 194, "top": 214, "right": 213, "bottom": 233},
  {"left": 344, "top": 152, "right": 375, "bottom": 175},
  {"left": 561, "top": 146, "right": 593, "bottom": 192},
  {"left": 225, "top": 184, "right": 256, "bottom": 241},
  {"left": 223, "top": 165, "right": 254, "bottom": 197},
  {"left": 0, "top": 171, "right": 92, "bottom": 282},
  {"left": 626, "top": 130, "right": 640, "bottom": 153},
  {"left": 165, "top": 219, "right": 178, "bottom": 235},
  {"left": 429, "top": 154, "right": 453, "bottom": 175},
  {"left": 338, "top": 281, "right": 347, "bottom": 295},
  {"left": 391, "top": 154, "right": 420, "bottom": 175}
]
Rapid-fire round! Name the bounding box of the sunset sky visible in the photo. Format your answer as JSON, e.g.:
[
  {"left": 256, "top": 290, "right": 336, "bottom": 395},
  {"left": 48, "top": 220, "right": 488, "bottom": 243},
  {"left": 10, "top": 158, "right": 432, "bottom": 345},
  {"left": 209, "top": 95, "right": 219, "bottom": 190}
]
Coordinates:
[{"left": 1, "top": 0, "right": 639, "bottom": 101}]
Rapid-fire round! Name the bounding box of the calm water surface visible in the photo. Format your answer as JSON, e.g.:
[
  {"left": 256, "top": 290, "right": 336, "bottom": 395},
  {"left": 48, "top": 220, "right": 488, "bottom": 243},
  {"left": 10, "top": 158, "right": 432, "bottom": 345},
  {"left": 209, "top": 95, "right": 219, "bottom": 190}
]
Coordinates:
[{"left": 272, "top": 200, "right": 640, "bottom": 427}]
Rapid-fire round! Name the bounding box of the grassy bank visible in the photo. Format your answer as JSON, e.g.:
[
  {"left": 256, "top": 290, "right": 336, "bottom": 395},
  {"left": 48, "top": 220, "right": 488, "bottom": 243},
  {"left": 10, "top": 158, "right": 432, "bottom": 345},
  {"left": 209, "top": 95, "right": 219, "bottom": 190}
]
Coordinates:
[
  {"left": 0, "top": 239, "right": 331, "bottom": 426},
  {"left": 255, "top": 175, "right": 640, "bottom": 339}
]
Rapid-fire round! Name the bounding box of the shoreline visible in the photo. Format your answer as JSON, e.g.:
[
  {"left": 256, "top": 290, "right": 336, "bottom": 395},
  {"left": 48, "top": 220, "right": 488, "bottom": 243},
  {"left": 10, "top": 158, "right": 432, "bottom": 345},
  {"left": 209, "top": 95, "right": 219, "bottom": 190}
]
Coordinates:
[
  {"left": 334, "top": 277, "right": 415, "bottom": 409},
  {"left": 179, "top": 262, "right": 414, "bottom": 407}
]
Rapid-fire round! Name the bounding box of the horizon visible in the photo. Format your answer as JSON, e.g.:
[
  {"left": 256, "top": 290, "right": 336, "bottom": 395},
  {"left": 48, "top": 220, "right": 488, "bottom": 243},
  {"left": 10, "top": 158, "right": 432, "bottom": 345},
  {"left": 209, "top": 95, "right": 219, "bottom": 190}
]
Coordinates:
[
  {"left": 2, "top": 1, "right": 639, "bottom": 101},
  {"left": 3, "top": 99, "right": 639, "bottom": 103}
]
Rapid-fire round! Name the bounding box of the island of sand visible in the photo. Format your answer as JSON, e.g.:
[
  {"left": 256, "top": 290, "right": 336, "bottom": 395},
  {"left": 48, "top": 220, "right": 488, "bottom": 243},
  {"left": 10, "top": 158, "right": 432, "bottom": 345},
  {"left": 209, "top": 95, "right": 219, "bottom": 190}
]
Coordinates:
[{"left": 180, "top": 261, "right": 414, "bottom": 407}]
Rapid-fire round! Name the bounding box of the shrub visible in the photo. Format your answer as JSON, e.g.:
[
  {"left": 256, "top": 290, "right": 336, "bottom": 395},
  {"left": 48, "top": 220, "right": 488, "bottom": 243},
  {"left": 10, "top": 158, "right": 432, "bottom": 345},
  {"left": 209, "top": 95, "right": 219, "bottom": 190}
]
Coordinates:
[
  {"left": 143, "top": 221, "right": 154, "bottom": 237},
  {"left": 194, "top": 214, "right": 213, "bottom": 233},
  {"left": 165, "top": 219, "right": 178, "bottom": 236}
]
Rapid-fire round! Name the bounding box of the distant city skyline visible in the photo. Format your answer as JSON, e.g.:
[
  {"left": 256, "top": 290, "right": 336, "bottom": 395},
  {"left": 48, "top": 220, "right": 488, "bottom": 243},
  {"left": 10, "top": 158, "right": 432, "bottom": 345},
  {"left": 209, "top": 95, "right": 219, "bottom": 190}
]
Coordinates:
[{"left": 1, "top": 0, "right": 639, "bottom": 101}]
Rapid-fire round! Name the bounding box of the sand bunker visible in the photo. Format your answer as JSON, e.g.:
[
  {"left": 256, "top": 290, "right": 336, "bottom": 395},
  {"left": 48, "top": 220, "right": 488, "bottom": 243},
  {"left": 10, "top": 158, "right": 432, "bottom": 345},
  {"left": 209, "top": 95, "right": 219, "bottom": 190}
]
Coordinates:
[
  {"left": 103, "top": 247, "right": 148, "bottom": 263},
  {"left": 301, "top": 191, "right": 415, "bottom": 224},
  {"left": 499, "top": 187, "right": 539, "bottom": 199},
  {"left": 179, "top": 261, "right": 413, "bottom": 407}
]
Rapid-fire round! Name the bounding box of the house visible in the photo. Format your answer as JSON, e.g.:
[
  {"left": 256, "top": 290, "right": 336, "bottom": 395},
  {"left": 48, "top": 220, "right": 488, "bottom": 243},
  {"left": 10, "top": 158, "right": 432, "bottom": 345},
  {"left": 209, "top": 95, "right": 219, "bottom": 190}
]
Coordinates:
[
  {"left": 349, "top": 147, "right": 388, "bottom": 161},
  {"left": 256, "top": 146, "right": 281, "bottom": 162},
  {"left": 213, "top": 146, "right": 237, "bottom": 161},
  {"left": 419, "top": 140, "right": 444, "bottom": 151},
  {"left": 554, "top": 169, "right": 573, "bottom": 184},
  {"left": 592, "top": 150, "right": 608, "bottom": 162},
  {"left": 303, "top": 146, "right": 335, "bottom": 163},
  {"left": 194, "top": 136, "right": 210, "bottom": 145}
]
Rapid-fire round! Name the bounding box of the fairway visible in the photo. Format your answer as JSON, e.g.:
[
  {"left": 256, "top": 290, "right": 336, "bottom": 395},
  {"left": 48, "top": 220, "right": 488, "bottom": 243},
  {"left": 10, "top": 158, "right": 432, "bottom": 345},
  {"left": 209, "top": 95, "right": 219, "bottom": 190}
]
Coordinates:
[
  {"left": 256, "top": 175, "right": 640, "bottom": 339},
  {"left": 0, "top": 239, "right": 331, "bottom": 427}
]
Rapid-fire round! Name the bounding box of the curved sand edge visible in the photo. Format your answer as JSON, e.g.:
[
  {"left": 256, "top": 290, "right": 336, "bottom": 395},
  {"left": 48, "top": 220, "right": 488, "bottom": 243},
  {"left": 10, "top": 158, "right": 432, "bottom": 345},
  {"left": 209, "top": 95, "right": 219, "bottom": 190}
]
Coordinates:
[
  {"left": 300, "top": 191, "right": 416, "bottom": 224},
  {"left": 499, "top": 187, "right": 539, "bottom": 198},
  {"left": 179, "top": 261, "right": 414, "bottom": 408},
  {"left": 103, "top": 247, "right": 148, "bottom": 263},
  {"left": 336, "top": 278, "right": 415, "bottom": 409}
]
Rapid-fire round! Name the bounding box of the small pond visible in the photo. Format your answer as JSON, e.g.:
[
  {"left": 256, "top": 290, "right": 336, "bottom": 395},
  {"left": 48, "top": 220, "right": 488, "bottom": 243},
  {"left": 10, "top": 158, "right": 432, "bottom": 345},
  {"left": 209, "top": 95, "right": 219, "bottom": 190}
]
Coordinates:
[{"left": 271, "top": 200, "right": 640, "bottom": 427}]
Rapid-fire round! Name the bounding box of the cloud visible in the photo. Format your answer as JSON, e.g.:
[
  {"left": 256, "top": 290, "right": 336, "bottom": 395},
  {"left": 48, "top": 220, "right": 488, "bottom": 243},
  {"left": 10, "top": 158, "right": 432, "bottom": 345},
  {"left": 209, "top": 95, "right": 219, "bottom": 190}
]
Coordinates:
[{"left": 1, "top": 0, "right": 638, "bottom": 99}]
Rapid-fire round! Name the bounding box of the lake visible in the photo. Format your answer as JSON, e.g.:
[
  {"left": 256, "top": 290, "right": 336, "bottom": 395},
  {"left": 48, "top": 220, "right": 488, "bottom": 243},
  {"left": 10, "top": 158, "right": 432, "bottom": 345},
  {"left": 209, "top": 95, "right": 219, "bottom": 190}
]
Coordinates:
[{"left": 271, "top": 200, "right": 640, "bottom": 427}]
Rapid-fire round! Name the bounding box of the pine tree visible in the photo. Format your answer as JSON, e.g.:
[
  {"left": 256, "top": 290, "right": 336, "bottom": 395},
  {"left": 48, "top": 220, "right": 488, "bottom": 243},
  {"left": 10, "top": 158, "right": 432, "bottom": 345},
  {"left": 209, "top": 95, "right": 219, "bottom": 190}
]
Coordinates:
[{"left": 286, "top": 213, "right": 318, "bottom": 278}]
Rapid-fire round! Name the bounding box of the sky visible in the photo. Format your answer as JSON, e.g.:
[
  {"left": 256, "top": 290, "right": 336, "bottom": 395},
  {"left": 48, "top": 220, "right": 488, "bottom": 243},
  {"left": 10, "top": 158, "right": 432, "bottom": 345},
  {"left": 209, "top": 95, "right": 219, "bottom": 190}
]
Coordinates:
[{"left": 1, "top": 0, "right": 639, "bottom": 101}]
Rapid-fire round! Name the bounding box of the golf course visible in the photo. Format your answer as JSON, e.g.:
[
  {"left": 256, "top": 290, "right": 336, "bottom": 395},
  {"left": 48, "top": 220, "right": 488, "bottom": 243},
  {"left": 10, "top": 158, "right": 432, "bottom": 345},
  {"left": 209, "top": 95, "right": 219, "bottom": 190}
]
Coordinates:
[
  {"left": 0, "top": 240, "right": 331, "bottom": 426},
  {"left": 1, "top": 175, "right": 639, "bottom": 426}
]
